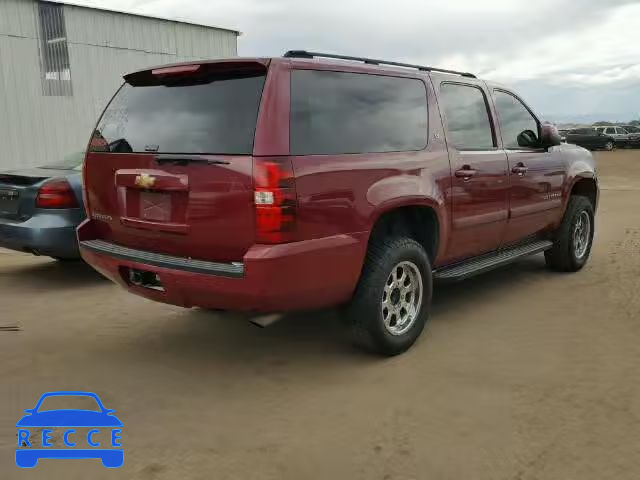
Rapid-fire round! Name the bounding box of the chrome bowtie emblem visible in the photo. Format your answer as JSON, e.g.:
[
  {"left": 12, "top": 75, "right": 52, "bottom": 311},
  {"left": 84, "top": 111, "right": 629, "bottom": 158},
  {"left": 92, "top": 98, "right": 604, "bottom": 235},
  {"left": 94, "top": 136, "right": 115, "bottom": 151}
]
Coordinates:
[{"left": 134, "top": 173, "right": 155, "bottom": 189}]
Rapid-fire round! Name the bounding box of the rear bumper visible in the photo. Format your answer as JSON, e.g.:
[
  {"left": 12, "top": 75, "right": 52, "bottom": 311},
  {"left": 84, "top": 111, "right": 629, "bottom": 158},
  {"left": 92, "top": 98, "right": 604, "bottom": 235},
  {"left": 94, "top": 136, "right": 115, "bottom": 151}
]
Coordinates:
[
  {"left": 78, "top": 221, "right": 367, "bottom": 312},
  {"left": 0, "top": 211, "right": 83, "bottom": 258}
]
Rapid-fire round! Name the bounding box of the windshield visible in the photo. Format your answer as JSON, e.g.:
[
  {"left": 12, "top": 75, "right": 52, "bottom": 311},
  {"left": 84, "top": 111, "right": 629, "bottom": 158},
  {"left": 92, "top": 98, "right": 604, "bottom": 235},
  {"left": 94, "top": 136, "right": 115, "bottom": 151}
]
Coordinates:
[
  {"left": 40, "top": 151, "right": 85, "bottom": 171},
  {"left": 90, "top": 71, "right": 266, "bottom": 155}
]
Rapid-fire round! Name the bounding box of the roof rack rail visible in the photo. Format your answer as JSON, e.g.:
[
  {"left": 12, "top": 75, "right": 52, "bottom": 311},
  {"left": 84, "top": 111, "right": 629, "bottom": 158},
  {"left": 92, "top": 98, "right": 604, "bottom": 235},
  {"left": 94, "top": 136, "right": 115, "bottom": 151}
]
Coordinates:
[{"left": 283, "top": 50, "right": 476, "bottom": 78}]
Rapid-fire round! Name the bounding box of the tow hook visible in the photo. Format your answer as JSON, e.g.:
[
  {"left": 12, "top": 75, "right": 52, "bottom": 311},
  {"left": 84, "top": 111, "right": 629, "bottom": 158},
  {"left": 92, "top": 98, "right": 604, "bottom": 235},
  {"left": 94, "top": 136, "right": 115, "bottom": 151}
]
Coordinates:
[{"left": 127, "top": 268, "right": 165, "bottom": 291}]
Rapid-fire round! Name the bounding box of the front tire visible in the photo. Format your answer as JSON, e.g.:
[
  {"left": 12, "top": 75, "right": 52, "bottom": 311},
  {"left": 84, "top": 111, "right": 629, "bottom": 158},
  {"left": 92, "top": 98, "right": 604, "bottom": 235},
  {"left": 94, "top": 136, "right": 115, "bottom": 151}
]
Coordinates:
[
  {"left": 545, "top": 195, "right": 595, "bottom": 272},
  {"left": 347, "top": 237, "right": 432, "bottom": 356}
]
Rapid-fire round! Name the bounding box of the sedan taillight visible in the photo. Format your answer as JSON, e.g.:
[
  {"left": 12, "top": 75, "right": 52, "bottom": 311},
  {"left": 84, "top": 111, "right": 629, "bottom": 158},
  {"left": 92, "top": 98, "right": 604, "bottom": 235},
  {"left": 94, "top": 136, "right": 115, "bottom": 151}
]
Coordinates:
[{"left": 36, "top": 178, "right": 78, "bottom": 209}]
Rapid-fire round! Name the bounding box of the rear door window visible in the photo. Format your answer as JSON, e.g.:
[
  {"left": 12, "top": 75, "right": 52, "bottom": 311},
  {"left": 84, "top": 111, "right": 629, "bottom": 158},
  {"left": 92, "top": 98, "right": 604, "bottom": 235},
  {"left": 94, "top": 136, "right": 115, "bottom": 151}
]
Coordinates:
[
  {"left": 290, "top": 70, "right": 428, "bottom": 155},
  {"left": 92, "top": 70, "right": 266, "bottom": 155},
  {"left": 439, "top": 83, "right": 495, "bottom": 150}
]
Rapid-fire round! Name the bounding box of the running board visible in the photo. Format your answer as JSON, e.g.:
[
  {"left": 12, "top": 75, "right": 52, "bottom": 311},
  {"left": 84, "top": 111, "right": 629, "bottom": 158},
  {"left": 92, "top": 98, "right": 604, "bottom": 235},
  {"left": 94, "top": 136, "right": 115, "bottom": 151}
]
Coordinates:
[{"left": 434, "top": 239, "right": 553, "bottom": 282}]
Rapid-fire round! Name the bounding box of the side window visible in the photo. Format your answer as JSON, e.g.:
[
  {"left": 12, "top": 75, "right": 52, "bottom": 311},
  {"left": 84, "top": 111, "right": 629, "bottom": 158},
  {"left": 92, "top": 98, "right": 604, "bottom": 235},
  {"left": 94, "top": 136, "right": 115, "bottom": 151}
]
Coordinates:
[
  {"left": 493, "top": 90, "right": 539, "bottom": 148},
  {"left": 605, "top": 127, "right": 615, "bottom": 134},
  {"left": 617, "top": 127, "right": 627, "bottom": 134},
  {"left": 290, "top": 71, "right": 428, "bottom": 155},
  {"left": 439, "top": 83, "right": 494, "bottom": 150}
]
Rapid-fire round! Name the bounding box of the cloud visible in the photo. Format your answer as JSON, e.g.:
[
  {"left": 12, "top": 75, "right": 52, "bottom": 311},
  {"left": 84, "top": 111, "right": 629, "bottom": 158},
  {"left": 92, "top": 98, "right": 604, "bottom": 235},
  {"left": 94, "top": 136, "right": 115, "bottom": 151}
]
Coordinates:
[{"left": 70, "top": 0, "right": 640, "bottom": 121}]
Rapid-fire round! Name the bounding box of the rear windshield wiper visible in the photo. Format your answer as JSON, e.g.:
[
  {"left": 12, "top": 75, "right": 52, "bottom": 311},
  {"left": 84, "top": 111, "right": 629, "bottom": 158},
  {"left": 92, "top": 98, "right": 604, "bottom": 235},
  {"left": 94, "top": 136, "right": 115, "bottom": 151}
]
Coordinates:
[{"left": 155, "top": 154, "right": 230, "bottom": 166}]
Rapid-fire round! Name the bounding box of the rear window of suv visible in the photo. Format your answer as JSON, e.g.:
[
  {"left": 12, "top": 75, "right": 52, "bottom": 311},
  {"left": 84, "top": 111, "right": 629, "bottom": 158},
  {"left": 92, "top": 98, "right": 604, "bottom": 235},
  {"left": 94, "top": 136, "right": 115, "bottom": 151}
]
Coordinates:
[
  {"left": 91, "top": 70, "right": 266, "bottom": 155},
  {"left": 290, "top": 70, "right": 428, "bottom": 155}
]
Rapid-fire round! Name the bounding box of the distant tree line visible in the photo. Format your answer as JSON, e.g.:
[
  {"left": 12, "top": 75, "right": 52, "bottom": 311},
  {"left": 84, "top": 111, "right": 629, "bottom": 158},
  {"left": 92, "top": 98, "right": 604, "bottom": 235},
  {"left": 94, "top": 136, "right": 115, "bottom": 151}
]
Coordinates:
[{"left": 593, "top": 120, "right": 640, "bottom": 126}]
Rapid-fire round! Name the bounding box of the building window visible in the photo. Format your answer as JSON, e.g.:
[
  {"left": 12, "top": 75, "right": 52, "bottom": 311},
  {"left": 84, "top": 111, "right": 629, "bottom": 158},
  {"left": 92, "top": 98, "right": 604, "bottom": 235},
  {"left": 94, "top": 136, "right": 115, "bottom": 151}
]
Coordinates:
[{"left": 37, "top": 1, "right": 73, "bottom": 96}]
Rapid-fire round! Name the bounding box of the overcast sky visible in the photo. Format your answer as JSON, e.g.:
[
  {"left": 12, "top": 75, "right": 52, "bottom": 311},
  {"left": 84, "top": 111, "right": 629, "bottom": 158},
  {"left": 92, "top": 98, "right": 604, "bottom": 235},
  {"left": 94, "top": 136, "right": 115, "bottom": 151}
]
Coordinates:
[{"left": 73, "top": 0, "right": 640, "bottom": 123}]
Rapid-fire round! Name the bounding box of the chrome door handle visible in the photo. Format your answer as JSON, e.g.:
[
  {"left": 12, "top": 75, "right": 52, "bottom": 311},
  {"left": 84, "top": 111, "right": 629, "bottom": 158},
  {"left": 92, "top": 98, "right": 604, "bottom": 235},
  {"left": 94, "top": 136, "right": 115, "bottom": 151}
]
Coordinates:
[{"left": 455, "top": 168, "right": 477, "bottom": 180}]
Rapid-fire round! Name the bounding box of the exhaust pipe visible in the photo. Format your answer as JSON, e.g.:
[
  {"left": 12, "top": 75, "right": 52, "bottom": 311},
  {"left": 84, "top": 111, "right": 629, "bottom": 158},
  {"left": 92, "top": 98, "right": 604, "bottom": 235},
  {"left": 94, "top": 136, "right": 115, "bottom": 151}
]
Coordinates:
[{"left": 248, "top": 313, "right": 283, "bottom": 328}]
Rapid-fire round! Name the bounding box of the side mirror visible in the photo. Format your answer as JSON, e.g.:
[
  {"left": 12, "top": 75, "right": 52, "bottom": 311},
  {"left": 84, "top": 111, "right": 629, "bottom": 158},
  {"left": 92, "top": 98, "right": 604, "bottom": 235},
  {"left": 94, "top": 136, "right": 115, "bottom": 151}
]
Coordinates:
[
  {"left": 539, "top": 122, "right": 561, "bottom": 148},
  {"left": 517, "top": 130, "right": 538, "bottom": 148},
  {"left": 24, "top": 409, "right": 33, "bottom": 414}
]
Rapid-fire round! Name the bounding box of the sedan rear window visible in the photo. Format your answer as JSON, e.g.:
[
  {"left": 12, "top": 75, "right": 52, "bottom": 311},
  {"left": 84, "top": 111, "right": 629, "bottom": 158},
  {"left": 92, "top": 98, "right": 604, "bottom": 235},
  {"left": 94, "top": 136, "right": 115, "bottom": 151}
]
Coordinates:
[
  {"left": 40, "top": 151, "right": 85, "bottom": 171},
  {"left": 91, "top": 70, "right": 266, "bottom": 155}
]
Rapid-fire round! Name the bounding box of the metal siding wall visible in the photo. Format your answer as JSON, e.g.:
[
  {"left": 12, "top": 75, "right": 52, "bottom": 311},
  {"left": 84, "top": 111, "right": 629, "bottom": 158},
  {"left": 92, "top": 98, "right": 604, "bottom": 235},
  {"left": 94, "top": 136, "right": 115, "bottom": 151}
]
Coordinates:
[
  {"left": 0, "top": 0, "right": 37, "bottom": 38},
  {"left": 0, "top": 0, "right": 238, "bottom": 170}
]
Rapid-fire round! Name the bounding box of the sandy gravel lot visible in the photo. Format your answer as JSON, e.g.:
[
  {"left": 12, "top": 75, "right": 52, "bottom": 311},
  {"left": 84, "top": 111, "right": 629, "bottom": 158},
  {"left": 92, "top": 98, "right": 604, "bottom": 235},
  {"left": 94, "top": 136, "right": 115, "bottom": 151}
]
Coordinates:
[{"left": 1, "top": 150, "right": 639, "bottom": 479}]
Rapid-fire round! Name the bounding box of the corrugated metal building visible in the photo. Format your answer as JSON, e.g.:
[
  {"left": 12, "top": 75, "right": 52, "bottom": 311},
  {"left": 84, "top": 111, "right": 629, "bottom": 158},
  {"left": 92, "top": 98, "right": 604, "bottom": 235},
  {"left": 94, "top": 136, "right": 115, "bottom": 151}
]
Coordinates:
[{"left": 0, "top": 0, "right": 239, "bottom": 170}]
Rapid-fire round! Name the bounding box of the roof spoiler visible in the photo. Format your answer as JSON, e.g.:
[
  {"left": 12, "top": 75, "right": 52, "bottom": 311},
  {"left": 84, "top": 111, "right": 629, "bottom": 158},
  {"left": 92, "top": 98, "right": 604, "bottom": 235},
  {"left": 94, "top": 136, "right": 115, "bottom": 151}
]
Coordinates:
[{"left": 124, "top": 60, "right": 269, "bottom": 86}]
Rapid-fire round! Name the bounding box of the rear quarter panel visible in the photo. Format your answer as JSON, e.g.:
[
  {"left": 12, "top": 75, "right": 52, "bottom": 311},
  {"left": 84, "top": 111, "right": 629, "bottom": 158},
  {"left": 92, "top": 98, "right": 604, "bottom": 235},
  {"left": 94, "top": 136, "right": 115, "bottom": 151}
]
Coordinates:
[{"left": 66, "top": 172, "right": 86, "bottom": 211}]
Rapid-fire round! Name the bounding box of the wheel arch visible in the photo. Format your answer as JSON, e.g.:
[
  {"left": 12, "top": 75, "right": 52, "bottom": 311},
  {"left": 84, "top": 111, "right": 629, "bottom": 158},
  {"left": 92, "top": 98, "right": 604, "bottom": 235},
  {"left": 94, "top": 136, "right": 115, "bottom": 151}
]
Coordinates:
[
  {"left": 568, "top": 175, "right": 599, "bottom": 211},
  {"left": 366, "top": 201, "right": 443, "bottom": 264}
]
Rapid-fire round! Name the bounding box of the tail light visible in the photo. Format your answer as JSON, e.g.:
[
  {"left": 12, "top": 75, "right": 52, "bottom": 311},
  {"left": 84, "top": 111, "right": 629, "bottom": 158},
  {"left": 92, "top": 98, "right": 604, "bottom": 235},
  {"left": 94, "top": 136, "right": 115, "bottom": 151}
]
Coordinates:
[
  {"left": 36, "top": 178, "right": 78, "bottom": 209},
  {"left": 254, "top": 158, "right": 297, "bottom": 244},
  {"left": 151, "top": 64, "right": 201, "bottom": 76}
]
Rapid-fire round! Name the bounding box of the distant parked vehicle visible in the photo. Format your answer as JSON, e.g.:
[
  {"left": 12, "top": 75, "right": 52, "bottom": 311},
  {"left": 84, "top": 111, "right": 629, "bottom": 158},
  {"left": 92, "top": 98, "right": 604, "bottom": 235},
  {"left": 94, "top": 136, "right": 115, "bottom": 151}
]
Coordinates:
[
  {"left": 594, "top": 126, "right": 632, "bottom": 147},
  {"left": 566, "top": 128, "right": 615, "bottom": 151},
  {"left": 0, "top": 152, "right": 85, "bottom": 260},
  {"left": 619, "top": 125, "right": 640, "bottom": 147}
]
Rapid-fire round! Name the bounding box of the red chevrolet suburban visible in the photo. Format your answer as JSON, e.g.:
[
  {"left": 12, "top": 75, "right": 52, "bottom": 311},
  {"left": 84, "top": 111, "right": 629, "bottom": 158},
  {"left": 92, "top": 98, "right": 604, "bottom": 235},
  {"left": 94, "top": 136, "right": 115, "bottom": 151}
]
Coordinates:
[{"left": 79, "top": 51, "right": 598, "bottom": 355}]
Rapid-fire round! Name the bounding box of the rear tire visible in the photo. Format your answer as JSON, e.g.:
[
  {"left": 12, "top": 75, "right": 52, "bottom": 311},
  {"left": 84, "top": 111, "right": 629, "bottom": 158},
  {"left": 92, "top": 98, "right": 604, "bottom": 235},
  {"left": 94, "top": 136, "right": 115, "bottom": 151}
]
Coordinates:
[
  {"left": 347, "top": 237, "right": 432, "bottom": 356},
  {"left": 604, "top": 141, "right": 614, "bottom": 151},
  {"left": 545, "top": 195, "right": 594, "bottom": 272}
]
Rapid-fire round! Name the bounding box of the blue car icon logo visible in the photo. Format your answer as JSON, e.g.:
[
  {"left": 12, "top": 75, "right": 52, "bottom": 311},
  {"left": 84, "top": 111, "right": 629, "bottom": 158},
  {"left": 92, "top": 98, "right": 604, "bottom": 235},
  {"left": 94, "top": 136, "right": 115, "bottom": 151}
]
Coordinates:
[{"left": 16, "top": 391, "right": 123, "bottom": 468}]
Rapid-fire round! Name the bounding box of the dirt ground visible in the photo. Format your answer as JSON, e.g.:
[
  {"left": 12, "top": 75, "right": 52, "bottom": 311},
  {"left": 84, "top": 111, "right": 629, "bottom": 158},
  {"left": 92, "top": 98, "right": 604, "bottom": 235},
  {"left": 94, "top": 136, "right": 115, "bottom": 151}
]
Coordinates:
[{"left": 1, "top": 150, "right": 639, "bottom": 479}]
